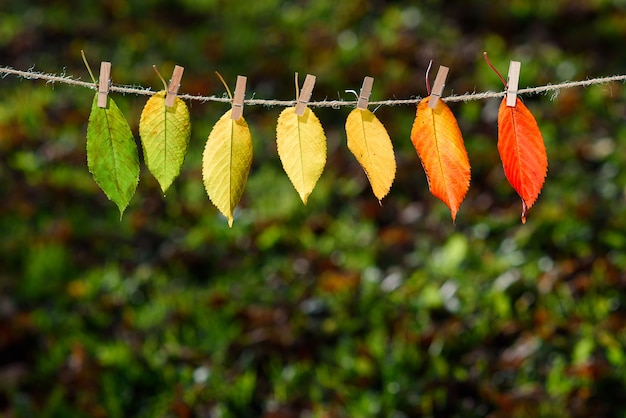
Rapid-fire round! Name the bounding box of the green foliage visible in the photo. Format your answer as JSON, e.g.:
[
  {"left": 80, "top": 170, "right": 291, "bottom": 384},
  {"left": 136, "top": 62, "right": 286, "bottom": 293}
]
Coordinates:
[
  {"left": 87, "top": 94, "right": 139, "bottom": 216},
  {"left": 3, "top": 0, "right": 626, "bottom": 417}
]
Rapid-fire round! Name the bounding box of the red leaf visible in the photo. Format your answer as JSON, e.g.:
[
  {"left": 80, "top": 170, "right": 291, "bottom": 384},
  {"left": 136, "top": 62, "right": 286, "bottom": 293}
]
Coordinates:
[{"left": 498, "top": 98, "right": 548, "bottom": 223}]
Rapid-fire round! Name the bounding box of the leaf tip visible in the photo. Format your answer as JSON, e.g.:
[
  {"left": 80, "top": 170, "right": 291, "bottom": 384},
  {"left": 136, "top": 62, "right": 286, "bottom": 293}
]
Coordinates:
[
  {"left": 158, "top": 177, "right": 173, "bottom": 195},
  {"left": 374, "top": 190, "right": 390, "bottom": 203},
  {"left": 228, "top": 216, "right": 234, "bottom": 228}
]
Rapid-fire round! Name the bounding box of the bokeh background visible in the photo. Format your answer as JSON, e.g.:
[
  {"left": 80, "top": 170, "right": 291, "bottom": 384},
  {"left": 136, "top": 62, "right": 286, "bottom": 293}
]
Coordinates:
[{"left": 3, "top": 1, "right": 626, "bottom": 417}]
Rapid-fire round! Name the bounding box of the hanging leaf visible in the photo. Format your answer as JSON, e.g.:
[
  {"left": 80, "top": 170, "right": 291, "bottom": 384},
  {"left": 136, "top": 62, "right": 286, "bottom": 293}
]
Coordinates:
[
  {"left": 497, "top": 97, "right": 548, "bottom": 223},
  {"left": 276, "top": 106, "right": 327, "bottom": 204},
  {"left": 202, "top": 109, "right": 253, "bottom": 227},
  {"left": 138, "top": 90, "right": 191, "bottom": 193},
  {"left": 410, "top": 97, "right": 471, "bottom": 222},
  {"left": 345, "top": 108, "right": 396, "bottom": 201},
  {"left": 86, "top": 94, "right": 139, "bottom": 217}
]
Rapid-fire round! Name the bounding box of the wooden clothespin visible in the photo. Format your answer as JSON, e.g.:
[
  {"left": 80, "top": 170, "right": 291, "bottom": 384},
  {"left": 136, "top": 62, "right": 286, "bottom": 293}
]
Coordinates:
[
  {"left": 97, "top": 61, "right": 111, "bottom": 108},
  {"left": 356, "top": 76, "right": 374, "bottom": 110},
  {"left": 506, "top": 61, "right": 521, "bottom": 107},
  {"left": 428, "top": 65, "right": 449, "bottom": 109},
  {"left": 164, "top": 65, "right": 184, "bottom": 108},
  {"left": 231, "top": 75, "right": 247, "bottom": 120},
  {"left": 295, "top": 74, "right": 316, "bottom": 116}
]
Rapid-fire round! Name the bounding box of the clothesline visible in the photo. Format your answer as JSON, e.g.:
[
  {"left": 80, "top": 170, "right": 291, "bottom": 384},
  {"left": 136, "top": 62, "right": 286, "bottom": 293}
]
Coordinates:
[{"left": 2, "top": 66, "right": 625, "bottom": 107}]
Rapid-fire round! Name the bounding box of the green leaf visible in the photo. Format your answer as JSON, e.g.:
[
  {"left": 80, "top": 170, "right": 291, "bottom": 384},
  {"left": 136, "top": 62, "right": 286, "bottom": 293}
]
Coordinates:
[
  {"left": 86, "top": 94, "right": 139, "bottom": 216},
  {"left": 139, "top": 90, "right": 191, "bottom": 193},
  {"left": 202, "top": 109, "right": 253, "bottom": 227}
]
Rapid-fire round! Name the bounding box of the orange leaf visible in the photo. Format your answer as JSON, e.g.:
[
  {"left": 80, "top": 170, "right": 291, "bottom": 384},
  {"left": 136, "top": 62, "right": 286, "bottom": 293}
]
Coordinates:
[
  {"left": 410, "top": 97, "right": 470, "bottom": 222},
  {"left": 497, "top": 97, "right": 548, "bottom": 223}
]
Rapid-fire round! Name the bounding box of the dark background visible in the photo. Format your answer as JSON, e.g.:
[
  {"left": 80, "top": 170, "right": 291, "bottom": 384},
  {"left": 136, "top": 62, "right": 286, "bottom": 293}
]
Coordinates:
[{"left": 3, "top": 1, "right": 626, "bottom": 417}]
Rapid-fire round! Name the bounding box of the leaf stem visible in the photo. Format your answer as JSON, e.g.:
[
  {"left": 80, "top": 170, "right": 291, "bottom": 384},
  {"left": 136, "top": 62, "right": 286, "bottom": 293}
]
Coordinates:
[
  {"left": 425, "top": 60, "right": 433, "bottom": 96},
  {"left": 152, "top": 65, "right": 168, "bottom": 91},
  {"left": 483, "top": 52, "right": 507, "bottom": 87},
  {"left": 81, "top": 50, "right": 97, "bottom": 84},
  {"left": 294, "top": 72, "right": 300, "bottom": 101},
  {"left": 215, "top": 71, "right": 233, "bottom": 100}
]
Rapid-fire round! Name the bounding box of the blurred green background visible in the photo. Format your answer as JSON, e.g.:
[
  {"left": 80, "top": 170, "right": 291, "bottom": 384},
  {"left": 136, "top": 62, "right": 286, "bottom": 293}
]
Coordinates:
[{"left": 3, "top": 1, "right": 626, "bottom": 417}]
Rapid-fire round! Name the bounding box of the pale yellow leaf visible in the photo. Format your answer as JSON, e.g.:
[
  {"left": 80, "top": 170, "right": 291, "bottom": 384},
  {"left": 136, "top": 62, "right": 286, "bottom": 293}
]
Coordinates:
[
  {"left": 345, "top": 108, "right": 396, "bottom": 201},
  {"left": 276, "top": 106, "right": 327, "bottom": 204},
  {"left": 202, "top": 109, "right": 253, "bottom": 226}
]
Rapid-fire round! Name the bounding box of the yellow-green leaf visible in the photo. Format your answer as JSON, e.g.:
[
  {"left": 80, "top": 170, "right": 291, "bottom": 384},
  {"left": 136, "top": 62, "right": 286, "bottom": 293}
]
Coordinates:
[
  {"left": 202, "top": 109, "right": 253, "bottom": 227},
  {"left": 276, "top": 106, "right": 327, "bottom": 204},
  {"left": 345, "top": 108, "right": 396, "bottom": 201},
  {"left": 86, "top": 94, "right": 139, "bottom": 217},
  {"left": 139, "top": 91, "right": 191, "bottom": 193}
]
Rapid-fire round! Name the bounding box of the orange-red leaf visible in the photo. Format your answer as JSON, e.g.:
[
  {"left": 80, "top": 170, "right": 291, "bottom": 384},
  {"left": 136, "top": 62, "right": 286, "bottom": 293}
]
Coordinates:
[
  {"left": 497, "top": 97, "right": 548, "bottom": 223},
  {"left": 410, "top": 97, "right": 470, "bottom": 222}
]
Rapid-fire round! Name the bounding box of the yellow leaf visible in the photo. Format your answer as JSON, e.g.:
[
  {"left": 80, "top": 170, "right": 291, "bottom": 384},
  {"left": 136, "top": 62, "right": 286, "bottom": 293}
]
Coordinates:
[
  {"left": 345, "top": 108, "right": 396, "bottom": 201},
  {"left": 138, "top": 91, "right": 191, "bottom": 193},
  {"left": 202, "top": 109, "right": 253, "bottom": 227},
  {"left": 276, "top": 106, "right": 327, "bottom": 204}
]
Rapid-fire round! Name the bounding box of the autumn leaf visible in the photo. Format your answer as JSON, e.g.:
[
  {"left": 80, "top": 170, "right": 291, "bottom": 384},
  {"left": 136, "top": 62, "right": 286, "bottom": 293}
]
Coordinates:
[
  {"left": 86, "top": 94, "right": 139, "bottom": 217},
  {"left": 202, "top": 109, "right": 253, "bottom": 227},
  {"left": 276, "top": 106, "right": 327, "bottom": 204},
  {"left": 345, "top": 108, "right": 396, "bottom": 201},
  {"left": 138, "top": 91, "right": 191, "bottom": 193},
  {"left": 410, "top": 97, "right": 471, "bottom": 222},
  {"left": 498, "top": 97, "right": 548, "bottom": 223}
]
